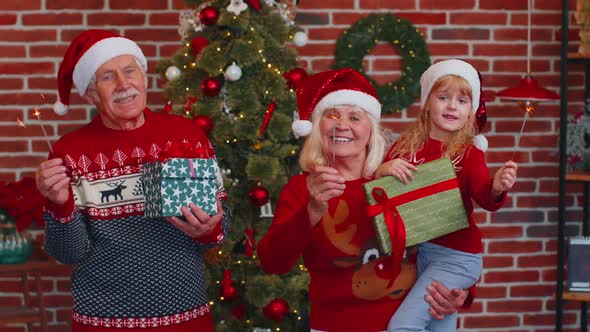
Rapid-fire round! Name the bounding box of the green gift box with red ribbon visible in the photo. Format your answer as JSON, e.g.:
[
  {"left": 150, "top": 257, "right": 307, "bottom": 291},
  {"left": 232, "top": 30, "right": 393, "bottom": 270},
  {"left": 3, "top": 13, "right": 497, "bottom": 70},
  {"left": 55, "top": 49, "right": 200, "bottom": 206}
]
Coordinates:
[{"left": 364, "top": 158, "right": 469, "bottom": 255}]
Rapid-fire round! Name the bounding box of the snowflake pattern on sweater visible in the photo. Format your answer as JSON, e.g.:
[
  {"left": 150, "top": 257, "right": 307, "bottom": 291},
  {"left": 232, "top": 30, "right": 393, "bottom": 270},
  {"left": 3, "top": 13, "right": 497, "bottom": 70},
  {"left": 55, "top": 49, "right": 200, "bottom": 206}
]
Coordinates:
[{"left": 43, "top": 109, "right": 230, "bottom": 330}]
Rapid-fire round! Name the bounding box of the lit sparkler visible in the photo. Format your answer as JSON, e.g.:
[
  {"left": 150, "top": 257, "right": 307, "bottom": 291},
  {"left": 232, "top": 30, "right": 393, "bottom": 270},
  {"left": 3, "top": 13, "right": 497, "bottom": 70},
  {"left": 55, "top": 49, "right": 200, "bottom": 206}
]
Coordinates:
[{"left": 32, "top": 107, "right": 54, "bottom": 154}]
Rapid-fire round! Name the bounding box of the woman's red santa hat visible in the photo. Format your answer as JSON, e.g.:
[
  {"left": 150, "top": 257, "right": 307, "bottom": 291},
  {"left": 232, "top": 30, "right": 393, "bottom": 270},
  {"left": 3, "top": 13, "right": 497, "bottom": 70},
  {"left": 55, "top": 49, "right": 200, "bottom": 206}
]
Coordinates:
[
  {"left": 293, "top": 68, "right": 381, "bottom": 138},
  {"left": 53, "top": 29, "right": 147, "bottom": 115}
]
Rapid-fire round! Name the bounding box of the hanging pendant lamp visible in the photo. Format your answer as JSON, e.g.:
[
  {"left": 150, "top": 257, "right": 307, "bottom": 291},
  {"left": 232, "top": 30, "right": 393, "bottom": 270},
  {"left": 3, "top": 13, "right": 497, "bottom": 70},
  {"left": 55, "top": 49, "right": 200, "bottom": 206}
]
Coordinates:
[
  {"left": 496, "top": 0, "right": 560, "bottom": 108},
  {"left": 496, "top": 75, "right": 560, "bottom": 102}
]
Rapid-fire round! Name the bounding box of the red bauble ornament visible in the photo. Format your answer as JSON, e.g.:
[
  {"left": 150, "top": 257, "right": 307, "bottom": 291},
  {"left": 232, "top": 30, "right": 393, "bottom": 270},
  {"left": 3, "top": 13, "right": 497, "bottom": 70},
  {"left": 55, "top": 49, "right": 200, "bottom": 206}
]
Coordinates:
[
  {"left": 220, "top": 269, "right": 239, "bottom": 301},
  {"left": 199, "top": 6, "right": 219, "bottom": 26},
  {"left": 221, "top": 284, "right": 238, "bottom": 301},
  {"left": 193, "top": 115, "right": 214, "bottom": 135},
  {"left": 263, "top": 298, "right": 290, "bottom": 323},
  {"left": 201, "top": 77, "right": 222, "bottom": 97},
  {"left": 191, "top": 36, "right": 209, "bottom": 57},
  {"left": 248, "top": 184, "right": 269, "bottom": 207},
  {"left": 163, "top": 101, "right": 172, "bottom": 114},
  {"left": 283, "top": 67, "right": 307, "bottom": 89}
]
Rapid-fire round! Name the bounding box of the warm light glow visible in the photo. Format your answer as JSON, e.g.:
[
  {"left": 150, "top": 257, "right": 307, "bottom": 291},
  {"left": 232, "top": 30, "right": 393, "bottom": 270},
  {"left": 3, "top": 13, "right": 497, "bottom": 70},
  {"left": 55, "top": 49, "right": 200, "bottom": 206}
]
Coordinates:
[
  {"left": 520, "top": 100, "right": 537, "bottom": 113},
  {"left": 33, "top": 108, "right": 40, "bottom": 117},
  {"left": 16, "top": 118, "right": 25, "bottom": 127}
]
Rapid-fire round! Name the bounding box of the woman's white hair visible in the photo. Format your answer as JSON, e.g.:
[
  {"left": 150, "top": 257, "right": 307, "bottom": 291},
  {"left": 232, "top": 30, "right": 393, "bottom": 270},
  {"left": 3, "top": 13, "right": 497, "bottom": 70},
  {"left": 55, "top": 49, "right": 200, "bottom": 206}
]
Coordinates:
[{"left": 298, "top": 105, "right": 386, "bottom": 178}]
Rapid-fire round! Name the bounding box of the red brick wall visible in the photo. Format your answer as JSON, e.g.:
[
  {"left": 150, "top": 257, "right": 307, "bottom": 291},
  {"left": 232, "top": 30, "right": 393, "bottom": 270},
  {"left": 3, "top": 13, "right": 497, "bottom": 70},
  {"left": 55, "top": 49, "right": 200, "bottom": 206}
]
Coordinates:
[{"left": 0, "top": 0, "right": 586, "bottom": 331}]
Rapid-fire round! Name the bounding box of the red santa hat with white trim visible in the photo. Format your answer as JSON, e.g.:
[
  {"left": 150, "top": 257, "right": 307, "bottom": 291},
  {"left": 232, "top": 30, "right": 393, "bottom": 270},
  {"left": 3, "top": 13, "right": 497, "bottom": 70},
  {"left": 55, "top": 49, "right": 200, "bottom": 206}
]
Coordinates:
[
  {"left": 293, "top": 68, "right": 381, "bottom": 138},
  {"left": 53, "top": 29, "right": 147, "bottom": 115}
]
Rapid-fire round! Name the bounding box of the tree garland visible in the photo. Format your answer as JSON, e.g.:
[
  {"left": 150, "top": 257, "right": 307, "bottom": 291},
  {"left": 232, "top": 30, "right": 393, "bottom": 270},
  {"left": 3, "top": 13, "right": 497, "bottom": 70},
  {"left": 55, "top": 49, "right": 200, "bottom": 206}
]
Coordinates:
[{"left": 333, "top": 14, "right": 431, "bottom": 114}]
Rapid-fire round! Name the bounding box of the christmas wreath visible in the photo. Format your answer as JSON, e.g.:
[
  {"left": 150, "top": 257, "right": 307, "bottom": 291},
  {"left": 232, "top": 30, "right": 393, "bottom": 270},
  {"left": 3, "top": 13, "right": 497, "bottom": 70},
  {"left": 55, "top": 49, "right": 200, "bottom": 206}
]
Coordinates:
[{"left": 333, "top": 14, "right": 431, "bottom": 114}]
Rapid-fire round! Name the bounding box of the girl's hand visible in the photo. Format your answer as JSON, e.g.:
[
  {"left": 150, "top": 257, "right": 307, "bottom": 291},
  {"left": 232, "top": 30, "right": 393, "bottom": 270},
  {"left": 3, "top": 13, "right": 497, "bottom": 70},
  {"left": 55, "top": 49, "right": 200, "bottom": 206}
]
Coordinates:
[
  {"left": 306, "top": 165, "right": 346, "bottom": 226},
  {"left": 492, "top": 160, "right": 518, "bottom": 197},
  {"left": 375, "top": 158, "right": 418, "bottom": 184}
]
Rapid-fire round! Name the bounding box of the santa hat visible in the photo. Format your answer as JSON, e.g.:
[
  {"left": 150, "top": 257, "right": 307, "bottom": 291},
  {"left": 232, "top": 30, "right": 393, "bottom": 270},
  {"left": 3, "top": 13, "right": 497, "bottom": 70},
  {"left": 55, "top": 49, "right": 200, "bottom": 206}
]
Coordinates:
[
  {"left": 53, "top": 29, "right": 147, "bottom": 115},
  {"left": 420, "top": 59, "right": 488, "bottom": 151},
  {"left": 293, "top": 68, "right": 381, "bottom": 138}
]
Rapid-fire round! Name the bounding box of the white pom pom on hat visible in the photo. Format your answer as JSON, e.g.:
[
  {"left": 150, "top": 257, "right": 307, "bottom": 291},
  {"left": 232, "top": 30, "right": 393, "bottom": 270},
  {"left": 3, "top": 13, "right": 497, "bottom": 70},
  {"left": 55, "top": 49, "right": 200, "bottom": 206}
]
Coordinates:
[
  {"left": 473, "top": 134, "right": 488, "bottom": 152},
  {"left": 292, "top": 119, "right": 313, "bottom": 138},
  {"left": 292, "top": 68, "right": 381, "bottom": 138},
  {"left": 54, "top": 29, "right": 147, "bottom": 115}
]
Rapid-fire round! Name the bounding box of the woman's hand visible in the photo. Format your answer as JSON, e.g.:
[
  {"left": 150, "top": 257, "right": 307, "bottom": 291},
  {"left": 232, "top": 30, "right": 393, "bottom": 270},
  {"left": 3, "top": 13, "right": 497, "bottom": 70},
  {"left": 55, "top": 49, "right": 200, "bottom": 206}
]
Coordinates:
[
  {"left": 492, "top": 160, "right": 518, "bottom": 198},
  {"left": 306, "top": 165, "right": 345, "bottom": 227},
  {"left": 168, "top": 199, "right": 223, "bottom": 238},
  {"left": 425, "top": 281, "right": 468, "bottom": 320},
  {"left": 374, "top": 158, "right": 417, "bottom": 184}
]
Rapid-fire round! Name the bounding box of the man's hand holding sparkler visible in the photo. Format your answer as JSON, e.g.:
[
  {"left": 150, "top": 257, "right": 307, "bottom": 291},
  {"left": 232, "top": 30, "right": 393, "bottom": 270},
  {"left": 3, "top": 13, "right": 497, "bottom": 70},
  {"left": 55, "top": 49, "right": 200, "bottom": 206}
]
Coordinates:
[{"left": 36, "top": 158, "right": 71, "bottom": 204}]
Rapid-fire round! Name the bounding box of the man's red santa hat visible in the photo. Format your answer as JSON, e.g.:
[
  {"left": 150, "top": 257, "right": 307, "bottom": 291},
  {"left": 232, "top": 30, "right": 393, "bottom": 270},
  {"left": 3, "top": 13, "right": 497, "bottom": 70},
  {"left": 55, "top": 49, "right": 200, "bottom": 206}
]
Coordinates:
[
  {"left": 293, "top": 68, "right": 381, "bottom": 138},
  {"left": 53, "top": 29, "right": 147, "bottom": 115}
]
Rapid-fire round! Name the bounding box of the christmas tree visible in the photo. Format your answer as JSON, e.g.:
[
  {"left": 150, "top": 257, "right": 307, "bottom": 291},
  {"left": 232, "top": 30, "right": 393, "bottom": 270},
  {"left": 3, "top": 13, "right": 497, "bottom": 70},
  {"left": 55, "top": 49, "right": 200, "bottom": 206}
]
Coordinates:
[{"left": 157, "top": 0, "right": 311, "bottom": 330}]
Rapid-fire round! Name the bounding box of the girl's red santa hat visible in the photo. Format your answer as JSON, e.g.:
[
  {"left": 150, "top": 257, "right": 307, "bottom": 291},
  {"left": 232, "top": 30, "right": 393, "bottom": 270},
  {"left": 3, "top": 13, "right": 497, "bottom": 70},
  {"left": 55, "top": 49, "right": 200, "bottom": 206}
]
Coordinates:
[
  {"left": 53, "top": 29, "right": 147, "bottom": 115},
  {"left": 293, "top": 68, "right": 381, "bottom": 138}
]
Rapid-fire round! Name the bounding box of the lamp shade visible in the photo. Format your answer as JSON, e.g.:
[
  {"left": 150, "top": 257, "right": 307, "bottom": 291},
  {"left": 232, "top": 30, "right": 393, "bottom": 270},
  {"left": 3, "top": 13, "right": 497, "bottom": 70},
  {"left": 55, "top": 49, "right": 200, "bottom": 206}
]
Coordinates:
[{"left": 496, "top": 75, "right": 559, "bottom": 102}]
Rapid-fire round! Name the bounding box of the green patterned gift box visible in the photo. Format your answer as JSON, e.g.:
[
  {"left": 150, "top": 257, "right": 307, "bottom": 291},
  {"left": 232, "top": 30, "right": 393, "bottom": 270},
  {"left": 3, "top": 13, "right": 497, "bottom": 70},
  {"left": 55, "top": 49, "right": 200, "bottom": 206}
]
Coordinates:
[
  {"left": 363, "top": 158, "right": 469, "bottom": 254},
  {"left": 142, "top": 158, "right": 219, "bottom": 217}
]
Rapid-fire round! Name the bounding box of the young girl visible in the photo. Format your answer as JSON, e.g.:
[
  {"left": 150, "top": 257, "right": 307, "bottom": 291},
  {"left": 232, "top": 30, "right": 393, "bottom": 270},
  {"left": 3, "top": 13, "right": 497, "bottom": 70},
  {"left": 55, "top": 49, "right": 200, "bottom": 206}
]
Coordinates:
[{"left": 380, "top": 59, "right": 518, "bottom": 332}]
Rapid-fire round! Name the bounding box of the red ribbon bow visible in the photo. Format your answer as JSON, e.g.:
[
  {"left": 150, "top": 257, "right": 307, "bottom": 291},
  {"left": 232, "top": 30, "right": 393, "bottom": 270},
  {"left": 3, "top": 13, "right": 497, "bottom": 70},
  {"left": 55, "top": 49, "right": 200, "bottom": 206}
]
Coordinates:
[
  {"left": 367, "top": 187, "right": 406, "bottom": 278},
  {"left": 159, "top": 141, "right": 212, "bottom": 161}
]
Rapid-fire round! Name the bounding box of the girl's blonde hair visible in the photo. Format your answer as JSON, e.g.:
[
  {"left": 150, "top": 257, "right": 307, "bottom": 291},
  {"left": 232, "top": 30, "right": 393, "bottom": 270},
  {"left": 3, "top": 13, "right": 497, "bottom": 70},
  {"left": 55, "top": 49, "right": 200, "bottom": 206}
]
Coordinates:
[
  {"left": 389, "top": 75, "right": 476, "bottom": 159},
  {"left": 299, "top": 105, "right": 386, "bottom": 178}
]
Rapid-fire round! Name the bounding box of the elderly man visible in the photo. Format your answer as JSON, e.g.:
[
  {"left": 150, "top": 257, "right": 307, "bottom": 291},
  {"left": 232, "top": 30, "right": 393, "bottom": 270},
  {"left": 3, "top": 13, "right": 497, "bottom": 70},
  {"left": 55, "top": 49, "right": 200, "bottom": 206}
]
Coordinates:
[{"left": 36, "top": 29, "right": 229, "bottom": 332}]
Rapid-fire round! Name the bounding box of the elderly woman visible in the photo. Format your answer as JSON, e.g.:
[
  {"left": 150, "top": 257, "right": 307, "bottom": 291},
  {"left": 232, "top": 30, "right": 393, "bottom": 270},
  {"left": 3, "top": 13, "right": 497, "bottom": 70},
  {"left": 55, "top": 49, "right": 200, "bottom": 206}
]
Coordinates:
[{"left": 258, "top": 68, "right": 470, "bottom": 331}]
